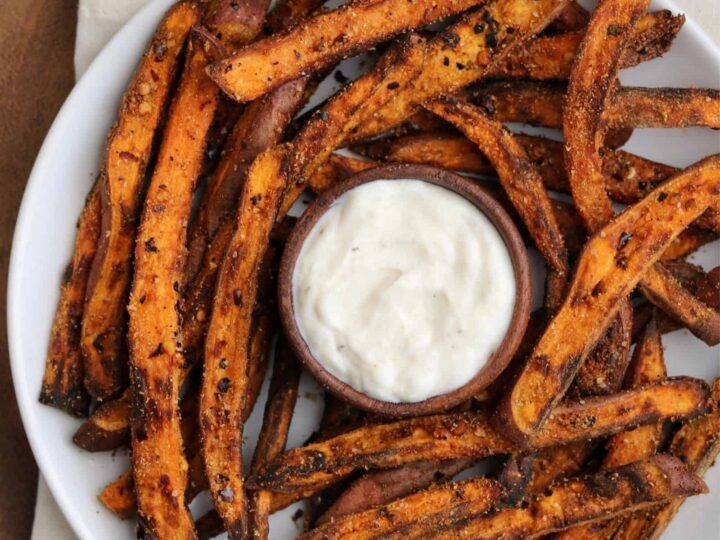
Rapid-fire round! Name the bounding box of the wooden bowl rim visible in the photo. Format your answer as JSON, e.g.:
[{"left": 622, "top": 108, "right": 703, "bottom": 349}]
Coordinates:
[{"left": 278, "top": 163, "right": 532, "bottom": 418}]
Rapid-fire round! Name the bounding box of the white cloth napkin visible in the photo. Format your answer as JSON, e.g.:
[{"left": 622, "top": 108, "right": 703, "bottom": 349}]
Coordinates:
[{"left": 30, "top": 0, "right": 719, "bottom": 538}]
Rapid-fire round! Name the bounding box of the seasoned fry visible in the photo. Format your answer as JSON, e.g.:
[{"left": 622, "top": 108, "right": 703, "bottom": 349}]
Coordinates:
[
  {"left": 195, "top": 510, "right": 225, "bottom": 540},
  {"left": 40, "top": 181, "right": 100, "bottom": 416},
  {"left": 204, "top": 0, "right": 270, "bottom": 45},
  {"left": 661, "top": 228, "right": 718, "bottom": 261},
  {"left": 489, "top": 11, "right": 684, "bottom": 80},
  {"left": 81, "top": 2, "right": 200, "bottom": 400},
  {"left": 347, "top": 0, "right": 571, "bottom": 143},
  {"left": 470, "top": 82, "right": 720, "bottom": 131},
  {"left": 208, "top": 0, "right": 479, "bottom": 103},
  {"left": 316, "top": 458, "right": 476, "bottom": 525},
  {"left": 99, "top": 470, "right": 136, "bottom": 520},
  {"left": 307, "top": 154, "right": 375, "bottom": 194},
  {"left": 547, "top": 0, "right": 589, "bottom": 32},
  {"left": 250, "top": 378, "right": 709, "bottom": 493},
  {"left": 424, "top": 98, "right": 569, "bottom": 309},
  {"left": 615, "top": 380, "right": 720, "bottom": 540},
  {"left": 280, "top": 33, "right": 426, "bottom": 214},
  {"left": 248, "top": 340, "right": 301, "bottom": 540},
  {"left": 73, "top": 390, "right": 131, "bottom": 451},
  {"left": 556, "top": 316, "right": 667, "bottom": 539},
  {"left": 371, "top": 456, "right": 706, "bottom": 540},
  {"left": 127, "top": 30, "right": 223, "bottom": 537},
  {"left": 302, "top": 477, "right": 506, "bottom": 540},
  {"left": 264, "top": 0, "right": 325, "bottom": 34},
  {"left": 495, "top": 156, "right": 720, "bottom": 443},
  {"left": 185, "top": 77, "right": 308, "bottom": 286},
  {"left": 640, "top": 264, "right": 720, "bottom": 345},
  {"left": 201, "top": 144, "right": 290, "bottom": 538}
]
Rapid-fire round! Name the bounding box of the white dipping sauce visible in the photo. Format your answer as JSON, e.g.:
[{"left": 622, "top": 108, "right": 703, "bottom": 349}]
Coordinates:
[{"left": 292, "top": 179, "right": 516, "bottom": 403}]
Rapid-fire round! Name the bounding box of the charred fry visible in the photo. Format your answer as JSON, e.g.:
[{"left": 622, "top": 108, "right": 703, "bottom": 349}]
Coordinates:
[
  {"left": 73, "top": 390, "right": 131, "bottom": 451},
  {"left": 496, "top": 156, "right": 720, "bottom": 443},
  {"left": 208, "top": 0, "right": 479, "bottom": 103},
  {"left": 40, "top": 181, "right": 100, "bottom": 416},
  {"left": 248, "top": 340, "right": 301, "bottom": 539},
  {"left": 250, "top": 378, "right": 709, "bottom": 493},
  {"left": 81, "top": 2, "right": 199, "bottom": 400}
]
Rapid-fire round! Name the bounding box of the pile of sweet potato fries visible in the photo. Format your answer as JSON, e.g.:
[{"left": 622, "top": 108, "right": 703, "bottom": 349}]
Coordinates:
[{"left": 39, "top": 0, "right": 719, "bottom": 537}]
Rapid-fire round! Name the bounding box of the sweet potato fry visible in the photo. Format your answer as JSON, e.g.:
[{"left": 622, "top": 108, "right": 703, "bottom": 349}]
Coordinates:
[
  {"left": 424, "top": 98, "right": 569, "bottom": 309},
  {"left": 556, "top": 315, "right": 667, "bottom": 539},
  {"left": 547, "top": 0, "right": 589, "bottom": 32},
  {"left": 73, "top": 390, "right": 131, "bottom": 451},
  {"left": 495, "top": 155, "right": 720, "bottom": 443},
  {"left": 301, "top": 476, "right": 506, "bottom": 540},
  {"left": 471, "top": 82, "right": 720, "bottom": 131},
  {"left": 195, "top": 510, "right": 225, "bottom": 540},
  {"left": 307, "top": 154, "right": 375, "bottom": 193},
  {"left": 184, "top": 77, "right": 308, "bottom": 286},
  {"left": 201, "top": 144, "right": 290, "bottom": 538},
  {"left": 207, "top": 0, "right": 478, "bottom": 103},
  {"left": 661, "top": 228, "right": 718, "bottom": 261},
  {"left": 203, "top": 0, "right": 270, "bottom": 46},
  {"left": 489, "top": 10, "right": 684, "bottom": 80},
  {"left": 640, "top": 264, "right": 720, "bottom": 345},
  {"left": 40, "top": 181, "right": 100, "bottom": 416},
  {"left": 81, "top": 2, "right": 200, "bottom": 400},
  {"left": 614, "top": 380, "right": 720, "bottom": 540},
  {"left": 248, "top": 340, "right": 301, "bottom": 540},
  {"left": 280, "top": 33, "right": 426, "bottom": 214},
  {"left": 347, "top": 0, "right": 571, "bottom": 143},
  {"left": 316, "top": 458, "right": 476, "bottom": 526},
  {"left": 250, "top": 378, "right": 709, "bottom": 494},
  {"left": 264, "top": 0, "right": 325, "bottom": 34},
  {"left": 367, "top": 456, "right": 706, "bottom": 540},
  {"left": 127, "top": 30, "right": 223, "bottom": 537},
  {"left": 99, "top": 470, "right": 136, "bottom": 520}
]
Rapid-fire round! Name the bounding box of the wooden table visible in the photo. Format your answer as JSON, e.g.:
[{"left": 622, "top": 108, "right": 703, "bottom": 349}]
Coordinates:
[{"left": 0, "top": 1, "right": 77, "bottom": 537}]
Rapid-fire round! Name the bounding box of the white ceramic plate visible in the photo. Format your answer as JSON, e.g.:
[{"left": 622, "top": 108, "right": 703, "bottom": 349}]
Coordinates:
[{"left": 8, "top": 0, "right": 720, "bottom": 538}]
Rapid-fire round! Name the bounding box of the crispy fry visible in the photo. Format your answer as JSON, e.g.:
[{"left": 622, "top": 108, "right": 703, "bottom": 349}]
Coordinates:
[
  {"left": 556, "top": 315, "right": 667, "bottom": 539},
  {"left": 316, "top": 458, "right": 476, "bottom": 526},
  {"left": 185, "top": 77, "right": 308, "bottom": 286},
  {"left": 248, "top": 340, "right": 301, "bottom": 540},
  {"left": 661, "top": 228, "right": 718, "bottom": 261},
  {"left": 127, "top": 30, "right": 223, "bottom": 537},
  {"left": 489, "top": 11, "right": 683, "bottom": 80},
  {"left": 195, "top": 510, "right": 225, "bottom": 540},
  {"left": 73, "top": 390, "right": 131, "bottom": 451},
  {"left": 208, "top": 0, "right": 478, "bottom": 103},
  {"left": 201, "top": 144, "right": 290, "bottom": 538},
  {"left": 40, "top": 181, "right": 100, "bottom": 416},
  {"left": 81, "top": 2, "right": 200, "bottom": 400},
  {"left": 640, "top": 263, "right": 720, "bottom": 345},
  {"left": 352, "top": 131, "right": 681, "bottom": 212},
  {"left": 301, "top": 477, "right": 506, "bottom": 540},
  {"left": 279, "top": 33, "right": 426, "bottom": 214},
  {"left": 347, "top": 0, "right": 570, "bottom": 143},
  {"left": 371, "top": 456, "right": 706, "bottom": 540},
  {"left": 495, "top": 156, "right": 720, "bottom": 443},
  {"left": 615, "top": 380, "right": 720, "bottom": 540},
  {"left": 204, "top": 0, "right": 270, "bottom": 46},
  {"left": 99, "top": 470, "right": 136, "bottom": 520},
  {"left": 471, "top": 82, "right": 720, "bottom": 131},
  {"left": 424, "top": 98, "right": 569, "bottom": 309},
  {"left": 250, "top": 378, "right": 709, "bottom": 493},
  {"left": 307, "top": 154, "right": 375, "bottom": 193}
]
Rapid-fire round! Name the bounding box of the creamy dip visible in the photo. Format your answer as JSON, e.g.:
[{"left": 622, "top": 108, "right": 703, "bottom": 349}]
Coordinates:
[{"left": 292, "top": 179, "right": 516, "bottom": 403}]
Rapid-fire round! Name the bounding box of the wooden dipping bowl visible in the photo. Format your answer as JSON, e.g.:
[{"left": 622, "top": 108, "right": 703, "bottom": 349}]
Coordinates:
[{"left": 278, "top": 163, "right": 532, "bottom": 418}]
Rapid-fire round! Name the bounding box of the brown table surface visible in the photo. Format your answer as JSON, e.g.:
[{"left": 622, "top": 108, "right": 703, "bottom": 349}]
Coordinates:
[{"left": 0, "top": 1, "right": 77, "bottom": 538}]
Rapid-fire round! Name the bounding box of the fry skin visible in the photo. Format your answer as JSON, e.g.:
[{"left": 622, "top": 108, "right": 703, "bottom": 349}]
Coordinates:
[
  {"left": 73, "top": 389, "right": 131, "bottom": 451},
  {"left": 250, "top": 377, "right": 709, "bottom": 494},
  {"left": 365, "top": 456, "right": 706, "bottom": 540},
  {"left": 81, "top": 2, "right": 199, "bottom": 400},
  {"left": 201, "top": 144, "right": 290, "bottom": 538},
  {"left": 496, "top": 156, "right": 720, "bottom": 443},
  {"left": 208, "top": 0, "right": 479, "bottom": 103},
  {"left": 127, "top": 30, "right": 223, "bottom": 538},
  {"left": 40, "top": 181, "right": 100, "bottom": 416}
]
